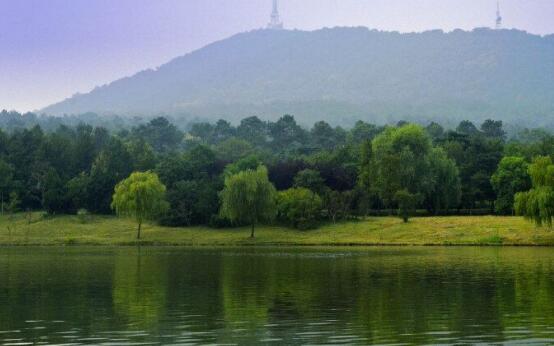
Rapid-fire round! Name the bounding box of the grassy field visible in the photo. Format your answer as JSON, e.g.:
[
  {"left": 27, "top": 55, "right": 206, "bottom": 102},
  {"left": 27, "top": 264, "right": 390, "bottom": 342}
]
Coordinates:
[{"left": 0, "top": 213, "right": 552, "bottom": 246}]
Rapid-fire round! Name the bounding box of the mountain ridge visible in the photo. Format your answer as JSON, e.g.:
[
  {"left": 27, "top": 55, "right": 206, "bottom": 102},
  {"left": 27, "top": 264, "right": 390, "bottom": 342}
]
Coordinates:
[{"left": 41, "top": 27, "right": 554, "bottom": 127}]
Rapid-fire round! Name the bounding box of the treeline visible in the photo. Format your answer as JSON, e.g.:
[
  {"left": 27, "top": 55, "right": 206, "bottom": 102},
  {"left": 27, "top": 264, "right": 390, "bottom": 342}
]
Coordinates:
[{"left": 0, "top": 114, "right": 552, "bottom": 229}]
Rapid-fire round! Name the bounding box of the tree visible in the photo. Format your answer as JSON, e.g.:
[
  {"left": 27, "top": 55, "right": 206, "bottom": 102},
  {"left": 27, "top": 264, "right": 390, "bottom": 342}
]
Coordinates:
[
  {"left": 220, "top": 166, "right": 277, "bottom": 238},
  {"left": 0, "top": 160, "right": 14, "bottom": 215},
  {"left": 268, "top": 115, "right": 307, "bottom": 152},
  {"left": 426, "top": 122, "right": 444, "bottom": 141},
  {"left": 160, "top": 179, "right": 221, "bottom": 226},
  {"left": 88, "top": 138, "right": 134, "bottom": 213},
  {"left": 426, "top": 148, "right": 461, "bottom": 213},
  {"left": 277, "top": 188, "right": 323, "bottom": 230},
  {"left": 310, "top": 121, "right": 345, "bottom": 150},
  {"left": 111, "top": 171, "right": 169, "bottom": 239},
  {"left": 372, "top": 124, "right": 432, "bottom": 207},
  {"left": 223, "top": 155, "right": 261, "bottom": 178},
  {"left": 456, "top": 120, "right": 479, "bottom": 136},
  {"left": 514, "top": 156, "right": 554, "bottom": 227},
  {"left": 358, "top": 139, "right": 374, "bottom": 192},
  {"left": 348, "top": 121, "right": 380, "bottom": 144},
  {"left": 42, "top": 168, "right": 68, "bottom": 214},
  {"left": 214, "top": 137, "right": 255, "bottom": 162},
  {"left": 395, "top": 190, "right": 419, "bottom": 223},
  {"left": 491, "top": 157, "right": 531, "bottom": 214},
  {"left": 293, "top": 169, "right": 325, "bottom": 194},
  {"left": 132, "top": 117, "right": 183, "bottom": 153},
  {"left": 236, "top": 116, "right": 268, "bottom": 147},
  {"left": 481, "top": 119, "right": 506, "bottom": 140}
]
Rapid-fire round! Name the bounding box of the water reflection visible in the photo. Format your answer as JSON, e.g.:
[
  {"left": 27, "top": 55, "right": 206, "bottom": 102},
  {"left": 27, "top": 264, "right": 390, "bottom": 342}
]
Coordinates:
[{"left": 1, "top": 247, "right": 554, "bottom": 345}]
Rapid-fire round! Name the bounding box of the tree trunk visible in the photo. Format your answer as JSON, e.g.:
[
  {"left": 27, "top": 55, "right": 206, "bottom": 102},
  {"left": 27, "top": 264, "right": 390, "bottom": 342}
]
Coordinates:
[
  {"left": 250, "top": 222, "right": 255, "bottom": 238},
  {"left": 137, "top": 221, "right": 142, "bottom": 240}
]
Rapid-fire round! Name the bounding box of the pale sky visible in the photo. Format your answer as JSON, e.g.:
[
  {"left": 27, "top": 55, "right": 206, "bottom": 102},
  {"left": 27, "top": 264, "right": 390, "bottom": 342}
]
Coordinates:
[{"left": 1, "top": 0, "right": 553, "bottom": 112}]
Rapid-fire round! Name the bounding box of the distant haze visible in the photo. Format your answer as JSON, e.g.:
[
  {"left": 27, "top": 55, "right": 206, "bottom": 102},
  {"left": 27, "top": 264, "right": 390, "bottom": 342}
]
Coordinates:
[{"left": 1, "top": 0, "right": 554, "bottom": 112}]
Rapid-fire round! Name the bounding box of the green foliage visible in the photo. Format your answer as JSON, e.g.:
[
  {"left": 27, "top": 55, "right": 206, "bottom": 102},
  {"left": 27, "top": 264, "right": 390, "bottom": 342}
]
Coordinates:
[
  {"left": 0, "top": 113, "right": 546, "bottom": 228},
  {"left": 88, "top": 138, "right": 134, "bottom": 213},
  {"left": 426, "top": 148, "right": 461, "bottom": 213},
  {"left": 491, "top": 157, "right": 531, "bottom": 214},
  {"left": 358, "top": 139, "right": 375, "bottom": 192},
  {"left": 372, "top": 124, "right": 432, "bottom": 206},
  {"left": 394, "top": 190, "right": 420, "bottom": 223},
  {"left": 6, "top": 192, "right": 20, "bottom": 215},
  {"left": 481, "top": 119, "right": 506, "bottom": 140},
  {"left": 293, "top": 169, "right": 325, "bottom": 194},
  {"left": 220, "top": 166, "right": 277, "bottom": 237},
  {"left": 223, "top": 155, "right": 261, "bottom": 178},
  {"left": 277, "top": 188, "right": 323, "bottom": 230},
  {"left": 323, "top": 190, "right": 355, "bottom": 223},
  {"left": 42, "top": 168, "right": 68, "bottom": 214},
  {"left": 514, "top": 156, "right": 554, "bottom": 227},
  {"left": 161, "top": 179, "right": 221, "bottom": 227},
  {"left": 131, "top": 117, "right": 183, "bottom": 153},
  {"left": 111, "top": 171, "right": 169, "bottom": 239},
  {"left": 214, "top": 137, "right": 255, "bottom": 162}
]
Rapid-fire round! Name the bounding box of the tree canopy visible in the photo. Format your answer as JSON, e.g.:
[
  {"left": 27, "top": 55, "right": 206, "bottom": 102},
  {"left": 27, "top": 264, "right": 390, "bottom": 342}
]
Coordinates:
[
  {"left": 220, "top": 166, "right": 277, "bottom": 237},
  {"left": 111, "top": 171, "right": 169, "bottom": 239}
]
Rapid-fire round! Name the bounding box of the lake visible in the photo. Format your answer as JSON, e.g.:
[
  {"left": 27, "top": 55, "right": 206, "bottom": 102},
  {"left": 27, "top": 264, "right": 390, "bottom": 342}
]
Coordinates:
[{"left": 1, "top": 246, "right": 554, "bottom": 345}]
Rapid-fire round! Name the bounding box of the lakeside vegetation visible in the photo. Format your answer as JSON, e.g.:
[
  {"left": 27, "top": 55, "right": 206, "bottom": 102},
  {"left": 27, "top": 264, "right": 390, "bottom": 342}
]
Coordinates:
[
  {"left": 1, "top": 213, "right": 553, "bottom": 246},
  {"left": 0, "top": 113, "right": 553, "bottom": 240}
]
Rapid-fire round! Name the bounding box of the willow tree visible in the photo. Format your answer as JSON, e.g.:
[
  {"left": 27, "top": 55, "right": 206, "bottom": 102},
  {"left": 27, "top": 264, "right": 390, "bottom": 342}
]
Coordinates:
[
  {"left": 220, "top": 166, "right": 277, "bottom": 238},
  {"left": 514, "top": 156, "right": 554, "bottom": 227},
  {"left": 111, "top": 171, "right": 169, "bottom": 239}
]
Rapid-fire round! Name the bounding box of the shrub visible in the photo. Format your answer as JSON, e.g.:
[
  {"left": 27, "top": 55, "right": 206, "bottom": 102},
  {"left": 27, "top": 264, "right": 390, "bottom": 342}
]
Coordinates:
[{"left": 277, "top": 188, "right": 323, "bottom": 230}]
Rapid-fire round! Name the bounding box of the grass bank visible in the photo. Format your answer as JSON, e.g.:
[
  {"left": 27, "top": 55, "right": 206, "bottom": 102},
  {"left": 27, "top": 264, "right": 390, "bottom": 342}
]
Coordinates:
[{"left": 0, "top": 213, "right": 553, "bottom": 246}]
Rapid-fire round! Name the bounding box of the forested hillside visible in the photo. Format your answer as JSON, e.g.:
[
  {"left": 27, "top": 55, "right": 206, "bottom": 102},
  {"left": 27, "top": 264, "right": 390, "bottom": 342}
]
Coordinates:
[{"left": 41, "top": 27, "right": 554, "bottom": 128}]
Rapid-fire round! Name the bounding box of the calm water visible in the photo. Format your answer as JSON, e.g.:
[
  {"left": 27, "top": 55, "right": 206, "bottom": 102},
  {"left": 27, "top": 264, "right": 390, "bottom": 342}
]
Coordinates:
[{"left": 1, "top": 247, "right": 554, "bottom": 345}]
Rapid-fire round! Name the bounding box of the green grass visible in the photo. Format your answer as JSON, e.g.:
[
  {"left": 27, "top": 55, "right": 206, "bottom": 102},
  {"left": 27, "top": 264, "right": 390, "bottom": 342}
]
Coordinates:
[{"left": 0, "top": 212, "right": 553, "bottom": 246}]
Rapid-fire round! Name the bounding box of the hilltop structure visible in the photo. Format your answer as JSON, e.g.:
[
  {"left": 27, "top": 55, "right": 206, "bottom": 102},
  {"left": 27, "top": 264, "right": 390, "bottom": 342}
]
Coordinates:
[
  {"left": 496, "top": 1, "right": 503, "bottom": 29},
  {"left": 267, "top": 0, "right": 284, "bottom": 30}
]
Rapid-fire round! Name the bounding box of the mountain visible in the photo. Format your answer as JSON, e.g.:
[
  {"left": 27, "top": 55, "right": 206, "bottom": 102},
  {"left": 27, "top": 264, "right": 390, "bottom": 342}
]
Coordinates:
[{"left": 41, "top": 27, "right": 554, "bottom": 127}]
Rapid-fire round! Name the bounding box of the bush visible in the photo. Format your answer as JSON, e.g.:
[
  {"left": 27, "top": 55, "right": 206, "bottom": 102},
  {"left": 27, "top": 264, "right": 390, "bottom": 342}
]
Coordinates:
[
  {"left": 208, "top": 215, "right": 236, "bottom": 229},
  {"left": 77, "top": 208, "right": 91, "bottom": 224},
  {"left": 277, "top": 188, "right": 323, "bottom": 230}
]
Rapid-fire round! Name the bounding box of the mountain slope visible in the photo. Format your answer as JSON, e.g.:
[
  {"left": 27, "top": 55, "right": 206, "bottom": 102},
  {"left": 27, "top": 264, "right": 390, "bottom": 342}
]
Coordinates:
[{"left": 41, "top": 27, "right": 554, "bottom": 127}]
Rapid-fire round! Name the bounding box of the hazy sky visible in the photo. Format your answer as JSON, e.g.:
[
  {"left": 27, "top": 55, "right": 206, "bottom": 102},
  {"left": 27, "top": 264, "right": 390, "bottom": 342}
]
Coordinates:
[{"left": 1, "top": 0, "right": 553, "bottom": 112}]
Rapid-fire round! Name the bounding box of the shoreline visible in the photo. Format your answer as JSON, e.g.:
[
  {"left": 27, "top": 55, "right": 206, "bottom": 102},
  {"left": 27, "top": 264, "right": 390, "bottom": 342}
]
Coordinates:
[{"left": 0, "top": 213, "right": 553, "bottom": 247}]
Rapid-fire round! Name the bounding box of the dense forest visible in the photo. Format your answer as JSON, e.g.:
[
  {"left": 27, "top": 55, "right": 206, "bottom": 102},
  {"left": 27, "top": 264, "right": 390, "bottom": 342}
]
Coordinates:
[{"left": 0, "top": 112, "right": 551, "bottom": 230}]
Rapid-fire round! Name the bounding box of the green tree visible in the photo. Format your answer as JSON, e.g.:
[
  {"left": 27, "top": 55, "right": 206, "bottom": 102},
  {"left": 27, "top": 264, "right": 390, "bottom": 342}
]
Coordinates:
[
  {"left": 358, "top": 139, "right": 374, "bottom": 192},
  {"left": 111, "top": 171, "right": 169, "bottom": 239},
  {"left": 0, "top": 159, "right": 14, "bottom": 215},
  {"left": 220, "top": 166, "right": 277, "bottom": 238},
  {"left": 426, "top": 148, "right": 461, "bottom": 213},
  {"left": 87, "top": 138, "right": 134, "bottom": 213},
  {"left": 481, "top": 119, "right": 506, "bottom": 140},
  {"left": 372, "top": 124, "right": 432, "bottom": 207},
  {"left": 514, "top": 156, "right": 554, "bottom": 227},
  {"left": 491, "top": 156, "right": 531, "bottom": 214},
  {"left": 277, "top": 188, "right": 323, "bottom": 230},
  {"left": 293, "top": 169, "right": 325, "bottom": 194},
  {"left": 132, "top": 117, "right": 183, "bottom": 153},
  {"left": 426, "top": 122, "right": 444, "bottom": 141},
  {"left": 395, "top": 190, "right": 419, "bottom": 223},
  {"left": 223, "top": 155, "right": 261, "bottom": 178},
  {"left": 214, "top": 137, "right": 255, "bottom": 162},
  {"left": 42, "top": 168, "right": 68, "bottom": 214}
]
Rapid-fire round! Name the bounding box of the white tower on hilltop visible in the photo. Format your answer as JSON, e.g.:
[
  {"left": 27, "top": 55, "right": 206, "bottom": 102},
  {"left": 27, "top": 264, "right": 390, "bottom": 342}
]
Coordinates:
[
  {"left": 267, "top": 0, "right": 284, "bottom": 30},
  {"left": 495, "top": 1, "right": 503, "bottom": 29}
]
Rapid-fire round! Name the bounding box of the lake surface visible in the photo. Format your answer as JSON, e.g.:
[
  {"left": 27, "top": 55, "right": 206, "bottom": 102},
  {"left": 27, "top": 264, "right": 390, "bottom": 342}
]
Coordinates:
[{"left": 1, "top": 246, "right": 554, "bottom": 345}]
